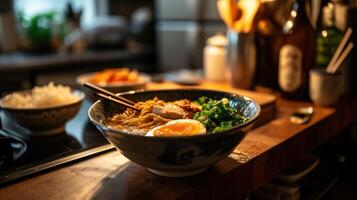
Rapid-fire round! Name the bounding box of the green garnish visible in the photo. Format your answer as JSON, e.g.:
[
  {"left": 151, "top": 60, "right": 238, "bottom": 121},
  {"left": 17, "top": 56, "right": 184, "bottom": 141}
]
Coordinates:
[{"left": 193, "top": 97, "right": 247, "bottom": 133}]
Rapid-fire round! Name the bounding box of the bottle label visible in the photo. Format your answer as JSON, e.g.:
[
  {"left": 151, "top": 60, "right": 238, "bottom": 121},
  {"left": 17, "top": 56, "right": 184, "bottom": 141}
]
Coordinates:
[{"left": 279, "top": 44, "right": 302, "bottom": 92}]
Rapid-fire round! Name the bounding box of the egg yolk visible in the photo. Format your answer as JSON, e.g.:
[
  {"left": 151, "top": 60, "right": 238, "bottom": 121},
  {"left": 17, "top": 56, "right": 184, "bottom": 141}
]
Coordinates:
[{"left": 153, "top": 123, "right": 202, "bottom": 137}]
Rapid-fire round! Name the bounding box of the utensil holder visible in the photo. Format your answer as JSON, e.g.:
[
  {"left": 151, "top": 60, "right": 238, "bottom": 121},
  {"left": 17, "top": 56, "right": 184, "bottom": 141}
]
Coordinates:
[
  {"left": 226, "top": 30, "right": 256, "bottom": 89},
  {"left": 309, "top": 69, "right": 342, "bottom": 106}
]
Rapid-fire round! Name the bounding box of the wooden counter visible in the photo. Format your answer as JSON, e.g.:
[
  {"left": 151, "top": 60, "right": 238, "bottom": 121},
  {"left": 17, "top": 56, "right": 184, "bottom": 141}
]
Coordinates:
[{"left": 0, "top": 82, "right": 352, "bottom": 200}]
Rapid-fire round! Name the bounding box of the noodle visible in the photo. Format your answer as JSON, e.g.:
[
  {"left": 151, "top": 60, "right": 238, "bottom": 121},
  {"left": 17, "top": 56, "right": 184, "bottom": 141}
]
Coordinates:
[{"left": 107, "top": 97, "right": 171, "bottom": 135}]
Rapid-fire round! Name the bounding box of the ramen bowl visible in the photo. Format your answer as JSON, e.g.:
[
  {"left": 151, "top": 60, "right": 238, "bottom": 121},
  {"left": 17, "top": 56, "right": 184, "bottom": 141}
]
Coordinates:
[{"left": 88, "top": 89, "right": 260, "bottom": 177}]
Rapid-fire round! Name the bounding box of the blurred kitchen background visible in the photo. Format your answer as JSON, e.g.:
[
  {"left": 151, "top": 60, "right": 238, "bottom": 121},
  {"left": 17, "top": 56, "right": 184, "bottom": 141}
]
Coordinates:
[
  {"left": 0, "top": 0, "right": 218, "bottom": 91},
  {"left": 2, "top": 0, "right": 357, "bottom": 198},
  {"left": 0, "top": 0, "right": 226, "bottom": 92},
  {"left": 0, "top": 0, "right": 157, "bottom": 92},
  {"left": 1, "top": 0, "right": 357, "bottom": 93}
]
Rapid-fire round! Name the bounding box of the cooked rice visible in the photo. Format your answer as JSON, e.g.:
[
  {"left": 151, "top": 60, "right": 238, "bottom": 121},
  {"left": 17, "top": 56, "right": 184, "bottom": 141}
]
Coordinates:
[{"left": 2, "top": 82, "right": 81, "bottom": 108}]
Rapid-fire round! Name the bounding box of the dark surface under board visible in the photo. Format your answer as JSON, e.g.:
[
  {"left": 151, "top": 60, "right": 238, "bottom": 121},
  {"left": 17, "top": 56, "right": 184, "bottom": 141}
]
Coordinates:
[{"left": 0, "top": 99, "right": 115, "bottom": 185}]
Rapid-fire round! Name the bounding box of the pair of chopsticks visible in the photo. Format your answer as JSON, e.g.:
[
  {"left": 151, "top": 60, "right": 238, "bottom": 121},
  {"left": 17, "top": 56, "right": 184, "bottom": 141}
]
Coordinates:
[
  {"left": 83, "top": 82, "right": 140, "bottom": 111},
  {"left": 326, "top": 27, "right": 354, "bottom": 74}
]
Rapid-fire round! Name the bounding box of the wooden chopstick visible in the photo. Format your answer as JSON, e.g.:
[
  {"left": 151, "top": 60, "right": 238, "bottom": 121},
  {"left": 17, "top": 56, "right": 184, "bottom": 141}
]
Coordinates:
[
  {"left": 330, "top": 42, "right": 354, "bottom": 74},
  {"left": 327, "top": 27, "right": 353, "bottom": 72},
  {"left": 95, "top": 93, "right": 141, "bottom": 111},
  {"left": 83, "top": 82, "right": 136, "bottom": 105}
]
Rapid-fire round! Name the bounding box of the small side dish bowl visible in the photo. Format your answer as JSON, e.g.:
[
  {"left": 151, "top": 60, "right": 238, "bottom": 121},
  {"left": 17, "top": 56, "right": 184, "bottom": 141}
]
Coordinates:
[
  {"left": 0, "top": 90, "right": 85, "bottom": 136},
  {"left": 88, "top": 89, "right": 260, "bottom": 177},
  {"left": 76, "top": 72, "right": 151, "bottom": 94}
]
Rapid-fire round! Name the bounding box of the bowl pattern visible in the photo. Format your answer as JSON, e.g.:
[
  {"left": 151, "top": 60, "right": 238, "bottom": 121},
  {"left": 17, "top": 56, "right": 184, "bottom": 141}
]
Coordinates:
[{"left": 89, "top": 89, "right": 260, "bottom": 177}]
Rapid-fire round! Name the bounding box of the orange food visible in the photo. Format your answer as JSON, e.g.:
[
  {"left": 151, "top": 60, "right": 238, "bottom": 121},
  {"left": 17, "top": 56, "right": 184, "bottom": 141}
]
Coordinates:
[
  {"left": 152, "top": 123, "right": 201, "bottom": 137},
  {"left": 91, "top": 68, "right": 139, "bottom": 85},
  {"left": 145, "top": 119, "right": 206, "bottom": 137}
]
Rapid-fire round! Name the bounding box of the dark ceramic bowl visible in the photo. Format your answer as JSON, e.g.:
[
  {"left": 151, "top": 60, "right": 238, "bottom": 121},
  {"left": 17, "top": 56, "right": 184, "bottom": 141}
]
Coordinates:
[
  {"left": 88, "top": 89, "right": 260, "bottom": 177},
  {"left": 0, "top": 90, "right": 85, "bottom": 136}
]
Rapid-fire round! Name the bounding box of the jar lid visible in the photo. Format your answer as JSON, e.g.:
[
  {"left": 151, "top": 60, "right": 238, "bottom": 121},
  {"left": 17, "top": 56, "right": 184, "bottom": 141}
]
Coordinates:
[{"left": 207, "top": 33, "right": 227, "bottom": 47}]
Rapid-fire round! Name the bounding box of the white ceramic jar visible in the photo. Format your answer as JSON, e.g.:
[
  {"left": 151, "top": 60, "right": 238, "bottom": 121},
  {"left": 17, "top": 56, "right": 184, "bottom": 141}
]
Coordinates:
[{"left": 203, "top": 33, "right": 228, "bottom": 82}]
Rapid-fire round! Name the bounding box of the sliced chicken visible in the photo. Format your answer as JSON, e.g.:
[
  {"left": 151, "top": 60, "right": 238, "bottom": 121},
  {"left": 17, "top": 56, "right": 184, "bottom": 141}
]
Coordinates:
[
  {"left": 173, "top": 99, "right": 201, "bottom": 113},
  {"left": 152, "top": 99, "right": 202, "bottom": 119},
  {"left": 152, "top": 103, "right": 189, "bottom": 119}
]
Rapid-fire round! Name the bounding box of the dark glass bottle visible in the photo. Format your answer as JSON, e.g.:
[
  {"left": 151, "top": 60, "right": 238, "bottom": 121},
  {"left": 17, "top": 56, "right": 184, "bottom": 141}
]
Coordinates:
[
  {"left": 255, "top": 1, "right": 289, "bottom": 91},
  {"left": 278, "top": 0, "right": 316, "bottom": 100},
  {"left": 316, "top": 2, "right": 343, "bottom": 69}
]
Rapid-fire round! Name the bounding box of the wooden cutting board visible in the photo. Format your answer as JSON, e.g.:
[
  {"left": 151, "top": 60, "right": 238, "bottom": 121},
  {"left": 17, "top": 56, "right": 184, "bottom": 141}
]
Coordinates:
[{"left": 147, "top": 81, "right": 277, "bottom": 127}]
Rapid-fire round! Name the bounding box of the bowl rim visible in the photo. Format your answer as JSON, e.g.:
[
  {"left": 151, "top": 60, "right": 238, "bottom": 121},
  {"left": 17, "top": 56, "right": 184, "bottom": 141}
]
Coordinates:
[
  {"left": 76, "top": 72, "right": 151, "bottom": 88},
  {"left": 88, "top": 88, "right": 261, "bottom": 140},
  {"left": 0, "top": 89, "right": 85, "bottom": 111}
]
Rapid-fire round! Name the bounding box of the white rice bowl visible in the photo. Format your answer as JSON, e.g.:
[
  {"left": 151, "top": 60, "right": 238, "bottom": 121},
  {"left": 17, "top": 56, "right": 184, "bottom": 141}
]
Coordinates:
[{"left": 1, "top": 82, "right": 81, "bottom": 109}]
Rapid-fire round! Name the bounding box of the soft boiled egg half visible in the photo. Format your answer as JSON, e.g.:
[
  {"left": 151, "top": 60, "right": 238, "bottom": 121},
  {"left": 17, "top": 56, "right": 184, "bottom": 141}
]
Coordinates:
[{"left": 146, "top": 119, "right": 206, "bottom": 137}]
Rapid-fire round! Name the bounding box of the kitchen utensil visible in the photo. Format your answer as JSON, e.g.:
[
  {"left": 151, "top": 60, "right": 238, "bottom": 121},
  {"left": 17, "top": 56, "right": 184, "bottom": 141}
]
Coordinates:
[{"left": 290, "top": 106, "right": 314, "bottom": 124}]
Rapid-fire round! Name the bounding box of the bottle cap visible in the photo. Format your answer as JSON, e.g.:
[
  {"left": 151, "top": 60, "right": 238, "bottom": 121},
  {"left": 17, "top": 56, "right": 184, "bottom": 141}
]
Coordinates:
[
  {"left": 323, "top": 3, "right": 335, "bottom": 27},
  {"left": 207, "top": 33, "right": 227, "bottom": 47}
]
